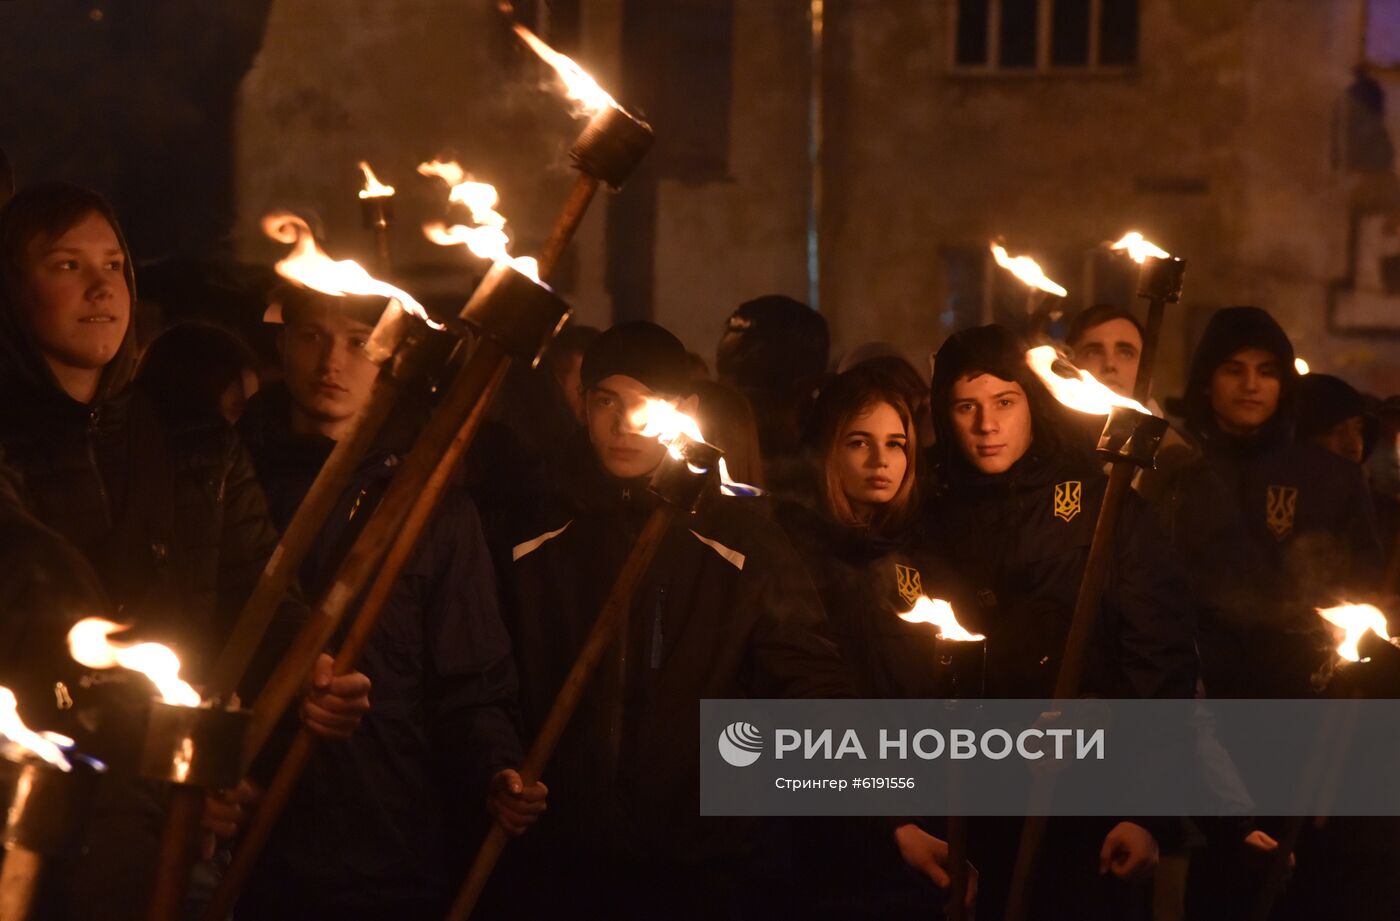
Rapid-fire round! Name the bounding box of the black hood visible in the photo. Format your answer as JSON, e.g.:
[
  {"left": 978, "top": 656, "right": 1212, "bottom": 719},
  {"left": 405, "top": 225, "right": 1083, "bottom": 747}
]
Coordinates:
[
  {"left": 1295, "top": 372, "right": 1380, "bottom": 460},
  {"left": 929, "top": 323, "right": 1097, "bottom": 484},
  {"left": 1181, "top": 306, "right": 1298, "bottom": 446},
  {"left": 0, "top": 184, "right": 140, "bottom": 416}
]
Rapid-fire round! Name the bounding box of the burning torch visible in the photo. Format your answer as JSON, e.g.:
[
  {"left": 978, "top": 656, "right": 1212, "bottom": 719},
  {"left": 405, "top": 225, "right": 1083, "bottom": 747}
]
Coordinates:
[
  {"left": 899, "top": 598, "right": 985, "bottom": 921},
  {"left": 64, "top": 618, "right": 248, "bottom": 921},
  {"left": 503, "top": 9, "right": 654, "bottom": 276},
  {"left": 1109, "top": 232, "right": 1184, "bottom": 403},
  {"left": 205, "top": 213, "right": 440, "bottom": 714},
  {"left": 199, "top": 172, "right": 572, "bottom": 921},
  {"left": 357, "top": 161, "right": 396, "bottom": 274},
  {"left": 0, "top": 688, "right": 102, "bottom": 921},
  {"left": 1250, "top": 603, "right": 1396, "bottom": 921},
  {"left": 1002, "top": 349, "right": 1170, "bottom": 921},
  {"left": 990, "top": 242, "right": 1067, "bottom": 341},
  {"left": 444, "top": 400, "right": 754, "bottom": 921}
]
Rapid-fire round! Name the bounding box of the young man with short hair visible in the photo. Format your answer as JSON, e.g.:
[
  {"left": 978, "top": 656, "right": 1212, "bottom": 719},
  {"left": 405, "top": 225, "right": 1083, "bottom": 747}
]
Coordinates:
[
  {"left": 925, "top": 324, "right": 1199, "bottom": 921},
  {"left": 1158, "top": 306, "right": 1382, "bottom": 699},
  {"left": 507, "top": 321, "right": 926, "bottom": 919},
  {"left": 1065, "top": 304, "right": 1145, "bottom": 399},
  {"left": 235, "top": 288, "right": 543, "bottom": 920}
]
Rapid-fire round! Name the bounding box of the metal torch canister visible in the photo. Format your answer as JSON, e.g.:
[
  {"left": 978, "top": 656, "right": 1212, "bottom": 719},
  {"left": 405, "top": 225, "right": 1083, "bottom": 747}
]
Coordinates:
[
  {"left": 139, "top": 703, "right": 250, "bottom": 790},
  {"left": 1096, "top": 406, "right": 1170, "bottom": 468},
  {"left": 1135, "top": 256, "right": 1186, "bottom": 304},
  {"left": 459, "top": 263, "right": 571, "bottom": 369},
  {"left": 570, "top": 106, "right": 656, "bottom": 189},
  {"left": 649, "top": 435, "right": 723, "bottom": 513},
  {"left": 0, "top": 754, "right": 102, "bottom": 858},
  {"left": 933, "top": 636, "right": 987, "bottom": 700}
]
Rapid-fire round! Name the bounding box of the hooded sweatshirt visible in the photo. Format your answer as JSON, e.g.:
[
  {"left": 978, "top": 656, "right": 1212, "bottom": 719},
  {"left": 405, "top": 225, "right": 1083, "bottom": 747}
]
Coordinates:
[
  {"left": 1158, "top": 307, "right": 1382, "bottom": 698},
  {"left": 0, "top": 194, "right": 304, "bottom": 921}
]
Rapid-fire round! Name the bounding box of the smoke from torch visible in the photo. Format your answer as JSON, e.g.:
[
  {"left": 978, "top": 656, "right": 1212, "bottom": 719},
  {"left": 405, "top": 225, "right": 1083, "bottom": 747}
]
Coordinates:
[
  {"left": 261, "top": 212, "right": 442, "bottom": 330},
  {"left": 67, "top": 618, "right": 202, "bottom": 708}
]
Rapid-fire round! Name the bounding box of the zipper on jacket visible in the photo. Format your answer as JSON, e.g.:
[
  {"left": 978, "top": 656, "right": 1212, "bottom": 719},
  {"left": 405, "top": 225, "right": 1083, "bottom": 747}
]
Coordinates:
[
  {"left": 86, "top": 406, "right": 112, "bottom": 528},
  {"left": 649, "top": 587, "right": 666, "bottom": 670}
]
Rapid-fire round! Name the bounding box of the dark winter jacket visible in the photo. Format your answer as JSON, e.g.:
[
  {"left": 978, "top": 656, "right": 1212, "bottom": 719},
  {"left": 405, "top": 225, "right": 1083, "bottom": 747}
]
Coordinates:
[
  {"left": 508, "top": 433, "right": 851, "bottom": 877},
  {"left": 777, "top": 502, "right": 977, "bottom": 699},
  {"left": 0, "top": 243, "right": 302, "bottom": 921},
  {"left": 1159, "top": 308, "right": 1383, "bottom": 698},
  {"left": 924, "top": 451, "right": 1198, "bottom": 701},
  {"left": 235, "top": 384, "right": 522, "bottom": 917}
]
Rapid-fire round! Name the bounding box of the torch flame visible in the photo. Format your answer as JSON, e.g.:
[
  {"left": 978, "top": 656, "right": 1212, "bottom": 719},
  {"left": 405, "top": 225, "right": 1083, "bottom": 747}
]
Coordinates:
[
  {"left": 356, "top": 161, "right": 395, "bottom": 199},
  {"left": 898, "top": 597, "right": 985, "bottom": 642},
  {"left": 629, "top": 397, "right": 762, "bottom": 498},
  {"left": 66, "top": 618, "right": 202, "bottom": 708},
  {"left": 990, "top": 243, "right": 1068, "bottom": 298},
  {"left": 1025, "top": 345, "right": 1151, "bottom": 416},
  {"left": 1317, "top": 603, "right": 1392, "bottom": 663},
  {"left": 1295, "top": 358, "right": 1311, "bottom": 375},
  {"left": 261, "top": 212, "right": 442, "bottom": 330},
  {"left": 417, "top": 160, "right": 541, "bottom": 282},
  {"left": 0, "top": 686, "right": 71, "bottom": 771},
  {"left": 510, "top": 22, "right": 619, "bottom": 116},
  {"left": 1110, "top": 232, "right": 1170, "bottom": 264}
]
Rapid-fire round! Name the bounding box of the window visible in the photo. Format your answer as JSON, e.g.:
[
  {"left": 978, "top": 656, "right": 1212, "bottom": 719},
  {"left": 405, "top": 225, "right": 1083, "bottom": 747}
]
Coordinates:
[{"left": 954, "top": 0, "right": 1138, "bottom": 73}]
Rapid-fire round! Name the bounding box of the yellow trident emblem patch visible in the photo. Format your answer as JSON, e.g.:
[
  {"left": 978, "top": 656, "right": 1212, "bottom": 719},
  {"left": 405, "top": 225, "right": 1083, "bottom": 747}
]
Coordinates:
[
  {"left": 1266, "top": 485, "right": 1298, "bottom": 540},
  {"left": 895, "top": 564, "right": 924, "bottom": 608},
  {"left": 1053, "top": 481, "right": 1082, "bottom": 523}
]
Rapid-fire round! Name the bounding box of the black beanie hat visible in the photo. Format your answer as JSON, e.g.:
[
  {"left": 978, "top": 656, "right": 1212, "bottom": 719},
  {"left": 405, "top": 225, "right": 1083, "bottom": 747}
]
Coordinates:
[
  {"left": 1181, "top": 306, "right": 1298, "bottom": 439},
  {"left": 716, "top": 295, "right": 829, "bottom": 396},
  {"left": 1296, "top": 373, "right": 1380, "bottom": 459},
  {"left": 581, "top": 321, "right": 690, "bottom": 396}
]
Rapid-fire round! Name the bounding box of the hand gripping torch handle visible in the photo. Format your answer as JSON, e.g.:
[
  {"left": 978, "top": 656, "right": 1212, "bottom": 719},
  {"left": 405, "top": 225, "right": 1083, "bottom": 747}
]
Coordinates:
[{"left": 444, "top": 504, "right": 679, "bottom": 921}]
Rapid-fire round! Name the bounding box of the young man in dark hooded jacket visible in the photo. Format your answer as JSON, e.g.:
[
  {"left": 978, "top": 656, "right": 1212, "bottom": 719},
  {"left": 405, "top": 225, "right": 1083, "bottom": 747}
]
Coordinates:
[
  {"left": 1156, "top": 308, "right": 1391, "bottom": 921},
  {"left": 234, "top": 287, "right": 543, "bottom": 920},
  {"left": 502, "top": 321, "right": 857, "bottom": 919},
  {"left": 0, "top": 183, "right": 366, "bottom": 920},
  {"left": 1156, "top": 307, "right": 1382, "bottom": 700},
  {"left": 924, "top": 324, "right": 1199, "bottom": 921}
]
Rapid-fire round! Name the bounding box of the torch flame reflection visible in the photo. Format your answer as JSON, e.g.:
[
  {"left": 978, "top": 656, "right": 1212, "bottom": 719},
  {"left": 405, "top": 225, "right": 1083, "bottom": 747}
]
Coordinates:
[
  {"left": 0, "top": 686, "right": 71, "bottom": 771},
  {"left": 418, "top": 160, "right": 541, "bottom": 282},
  {"left": 1110, "top": 232, "right": 1170, "bottom": 264},
  {"left": 1317, "top": 603, "right": 1392, "bottom": 663},
  {"left": 356, "top": 161, "right": 395, "bottom": 199},
  {"left": 629, "top": 397, "right": 761, "bottom": 498},
  {"left": 509, "top": 22, "right": 619, "bottom": 116},
  {"left": 261, "top": 212, "right": 442, "bottom": 330},
  {"left": 898, "top": 597, "right": 985, "bottom": 642},
  {"left": 1025, "top": 346, "right": 1151, "bottom": 416},
  {"left": 67, "top": 618, "right": 202, "bottom": 708},
  {"left": 990, "top": 243, "right": 1068, "bottom": 298}
]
